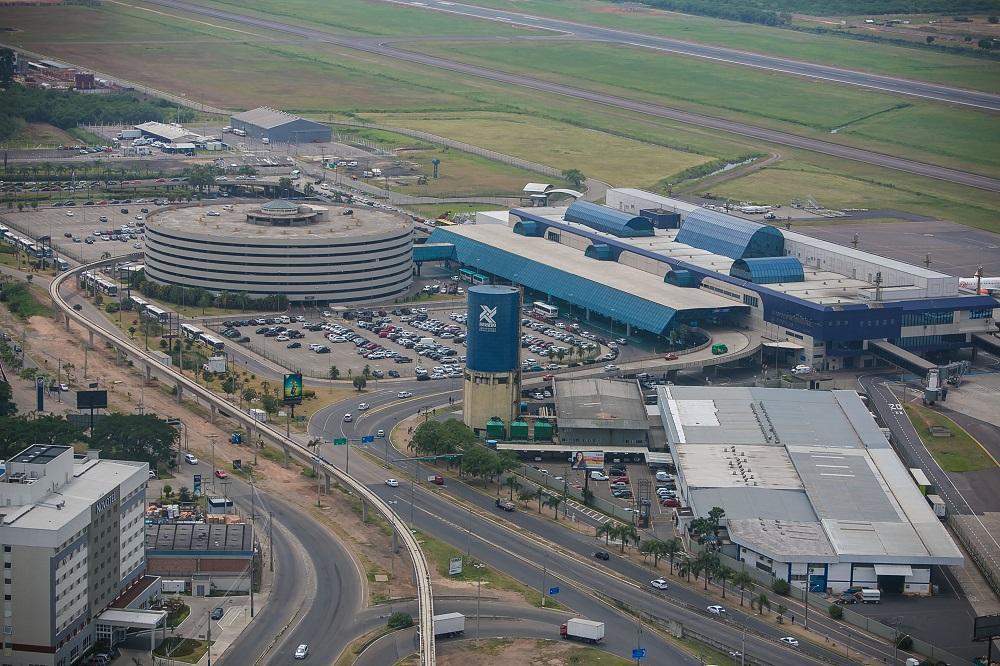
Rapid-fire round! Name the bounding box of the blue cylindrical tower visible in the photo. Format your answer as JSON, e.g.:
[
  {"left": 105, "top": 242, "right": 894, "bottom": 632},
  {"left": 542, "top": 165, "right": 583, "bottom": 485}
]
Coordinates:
[
  {"left": 466, "top": 285, "right": 520, "bottom": 372},
  {"left": 463, "top": 285, "right": 521, "bottom": 435}
]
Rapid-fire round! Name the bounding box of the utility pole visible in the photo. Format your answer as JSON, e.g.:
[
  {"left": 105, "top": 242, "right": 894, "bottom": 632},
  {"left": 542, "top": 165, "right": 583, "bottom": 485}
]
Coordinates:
[
  {"left": 268, "top": 510, "right": 274, "bottom": 573},
  {"left": 208, "top": 434, "right": 218, "bottom": 490}
]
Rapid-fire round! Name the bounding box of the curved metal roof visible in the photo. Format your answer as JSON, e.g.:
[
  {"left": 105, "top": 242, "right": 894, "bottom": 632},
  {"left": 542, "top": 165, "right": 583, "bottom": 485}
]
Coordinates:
[
  {"left": 676, "top": 209, "right": 783, "bottom": 259},
  {"left": 730, "top": 257, "right": 804, "bottom": 284},
  {"left": 260, "top": 199, "right": 299, "bottom": 211},
  {"left": 513, "top": 220, "right": 543, "bottom": 237},
  {"left": 585, "top": 243, "right": 620, "bottom": 261},
  {"left": 564, "top": 201, "right": 653, "bottom": 238}
]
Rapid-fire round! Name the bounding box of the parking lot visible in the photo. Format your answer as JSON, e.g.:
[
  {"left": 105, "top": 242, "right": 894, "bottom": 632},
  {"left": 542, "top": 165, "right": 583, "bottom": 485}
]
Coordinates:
[{"left": 1, "top": 200, "right": 170, "bottom": 263}]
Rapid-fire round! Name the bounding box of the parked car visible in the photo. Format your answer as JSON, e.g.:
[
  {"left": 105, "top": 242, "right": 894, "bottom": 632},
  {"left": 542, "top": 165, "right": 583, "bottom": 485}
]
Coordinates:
[
  {"left": 211, "top": 607, "right": 224, "bottom": 620},
  {"left": 184, "top": 454, "right": 198, "bottom": 465}
]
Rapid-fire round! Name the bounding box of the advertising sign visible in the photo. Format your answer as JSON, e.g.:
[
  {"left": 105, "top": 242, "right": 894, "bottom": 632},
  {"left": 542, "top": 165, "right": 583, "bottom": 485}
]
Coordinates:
[
  {"left": 448, "top": 557, "right": 463, "bottom": 576},
  {"left": 973, "top": 613, "right": 1000, "bottom": 641},
  {"left": 283, "top": 373, "right": 303, "bottom": 405},
  {"left": 77, "top": 390, "right": 109, "bottom": 410},
  {"left": 193, "top": 474, "right": 202, "bottom": 497},
  {"left": 571, "top": 451, "right": 605, "bottom": 471}
]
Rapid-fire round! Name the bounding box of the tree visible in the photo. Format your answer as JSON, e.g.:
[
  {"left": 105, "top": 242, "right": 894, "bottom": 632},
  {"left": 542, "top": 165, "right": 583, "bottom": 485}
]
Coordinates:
[
  {"left": 716, "top": 564, "right": 735, "bottom": 599},
  {"left": 90, "top": 414, "right": 179, "bottom": 469},
  {"left": 221, "top": 374, "right": 237, "bottom": 397},
  {"left": 0, "top": 381, "right": 16, "bottom": 416},
  {"left": 543, "top": 494, "right": 562, "bottom": 520},
  {"left": 278, "top": 177, "right": 293, "bottom": 197},
  {"left": 303, "top": 183, "right": 315, "bottom": 196},
  {"left": 353, "top": 376, "right": 367, "bottom": 392},
  {"left": 242, "top": 387, "right": 258, "bottom": 403},
  {"left": 198, "top": 292, "right": 214, "bottom": 314},
  {"left": 328, "top": 365, "right": 341, "bottom": 380},
  {"left": 460, "top": 444, "right": 497, "bottom": 485},
  {"left": 177, "top": 487, "right": 193, "bottom": 503},
  {"left": 697, "top": 551, "right": 719, "bottom": 590},
  {"left": 771, "top": 578, "right": 790, "bottom": 595},
  {"left": 535, "top": 485, "right": 545, "bottom": 514},
  {"left": 596, "top": 522, "right": 614, "bottom": 545},
  {"left": 617, "top": 524, "right": 639, "bottom": 553},
  {"left": 678, "top": 558, "right": 694, "bottom": 583},
  {"left": 0, "top": 414, "right": 83, "bottom": 457},
  {"left": 517, "top": 488, "right": 535, "bottom": 508},
  {"left": 387, "top": 612, "right": 413, "bottom": 629},
  {"left": 753, "top": 592, "right": 770, "bottom": 615},
  {"left": 581, "top": 487, "right": 595, "bottom": 507},
  {"left": 733, "top": 571, "right": 754, "bottom": 607},
  {"left": 561, "top": 168, "right": 586, "bottom": 189},
  {"left": 260, "top": 393, "right": 280, "bottom": 416},
  {"left": 776, "top": 603, "right": 787, "bottom": 624},
  {"left": 925, "top": 35, "right": 935, "bottom": 44},
  {"left": 664, "top": 538, "right": 683, "bottom": 574},
  {"left": 162, "top": 484, "right": 174, "bottom": 503},
  {"left": 504, "top": 475, "right": 522, "bottom": 500},
  {"left": 0, "top": 48, "right": 15, "bottom": 89},
  {"left": 979, "top": 38, "right": 994, "bottom": 49}
]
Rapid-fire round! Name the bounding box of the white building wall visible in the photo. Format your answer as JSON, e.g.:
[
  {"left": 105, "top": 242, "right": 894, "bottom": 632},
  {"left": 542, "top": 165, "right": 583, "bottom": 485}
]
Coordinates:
[
  {"left": 55, "top": 542, "right": 89, "bottom": 634},
  {"left": 119, "top": 498, "right": 145, "bottom": 581}
]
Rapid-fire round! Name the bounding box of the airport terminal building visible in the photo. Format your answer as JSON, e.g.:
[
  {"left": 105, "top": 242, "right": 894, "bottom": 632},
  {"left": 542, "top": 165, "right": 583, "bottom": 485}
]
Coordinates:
[
  {"left": 424, "top": 189, "right": 998, "bottom": 373},
  {"left": 658, "top": 387, "right": 963, "bottom": 595}
]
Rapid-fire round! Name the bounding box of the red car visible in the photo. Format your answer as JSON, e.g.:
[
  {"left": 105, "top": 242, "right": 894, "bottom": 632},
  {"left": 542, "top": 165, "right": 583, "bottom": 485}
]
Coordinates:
[
  {"left": 664, "top": 353, "right": 679, "bottom": 361},
  {"left": 661, "top": 498, "right": 681, "bottom": 507},
  {"left": 542, "top": 373, "right": 555, "bottom": 381},
  {"left": 214, "top": 470, "right": 228, "bottom": 479},
  {"left": 612, "top": 476, "right": 630, "bottom": 485}
]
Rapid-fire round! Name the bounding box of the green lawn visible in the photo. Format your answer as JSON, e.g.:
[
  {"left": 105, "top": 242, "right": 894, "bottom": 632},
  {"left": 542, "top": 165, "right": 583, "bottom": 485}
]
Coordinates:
[
  {"left": 153, "top": 638, "right": 212, "bottom": 664},
  {"left": 438, "top": 0, "right": 1000, "bottom": 92},
  {"left": 401, "top": 40, "right": 1000, "bottom": 177},
  {"left": 368, "top": 111, "right": 711, "bottom": 187},
  {"left": 904, "top": 403, "right": 998, "bottom": 473}
]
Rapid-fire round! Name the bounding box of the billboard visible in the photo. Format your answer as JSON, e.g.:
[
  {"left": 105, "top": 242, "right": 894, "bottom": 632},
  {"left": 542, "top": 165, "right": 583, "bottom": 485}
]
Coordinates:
[
  {"left": 283, "top": 373, "right": 303, "bottom": 405},
  {"left": 974, "top": 613, "right": 1000, "bottom": 641},
  {"left": 571, "top": 451, "right": 605, "bottom": 470},
  {"left": 466, "top": 285, "right": 520, "bottom": 373},
  {"left": 77, "top": 390, "right": 109, "bottom": 410}
]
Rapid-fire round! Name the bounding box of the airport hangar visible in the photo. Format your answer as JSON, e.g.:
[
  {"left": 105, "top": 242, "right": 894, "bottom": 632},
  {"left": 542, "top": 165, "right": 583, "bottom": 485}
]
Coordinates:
[
  {"left": 659, "top": 386, "right": 962, "bottom": 595},
  {"left": 422, "top": 189, "right": 998, "bottom": 374},
  {"left": 230, "top": 107, "right": 331, "bottom": 144}
]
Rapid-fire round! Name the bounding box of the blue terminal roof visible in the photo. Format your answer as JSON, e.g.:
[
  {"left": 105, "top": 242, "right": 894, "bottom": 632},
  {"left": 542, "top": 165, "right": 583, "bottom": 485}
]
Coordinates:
[
  {"left": 730, "top": 257, "right": 804, "bottom": 284},
  {"left": 427, "top": 229, "right": 679, "bottom": 334},
  {"left": 564, "top": 201, "right": 654, "bottom": 238},
  {"left": 413, "top": 243, "right": 456, "bottom": 262},
  {"left": 585, "top": 243, "right": 621, "bottom": 261},
  {"left": 675, "top": 209, "right": 784, "bottom": 259},
  {"left": 512, "top": 220, "right": 543, "bottom": 237}
]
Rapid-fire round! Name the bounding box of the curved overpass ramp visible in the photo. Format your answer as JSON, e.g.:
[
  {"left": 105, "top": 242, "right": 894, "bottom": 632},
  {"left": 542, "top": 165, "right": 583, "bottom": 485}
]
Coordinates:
[{"left": 50, "top": 259, "right": 437, "bottom": 666}]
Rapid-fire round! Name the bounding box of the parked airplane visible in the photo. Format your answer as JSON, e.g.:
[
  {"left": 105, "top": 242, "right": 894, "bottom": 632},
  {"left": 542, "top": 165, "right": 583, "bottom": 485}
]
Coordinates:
[{"left": 958, "top": 276, "right": 1000, "bottom": 294}]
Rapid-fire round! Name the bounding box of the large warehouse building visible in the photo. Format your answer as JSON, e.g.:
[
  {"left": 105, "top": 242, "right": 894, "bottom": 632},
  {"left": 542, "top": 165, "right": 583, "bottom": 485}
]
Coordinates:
[
  {"left": 143, "top": 200, "right": 413, "bottom": 304},
  {"left": 658, "top": 386, "right": 962, "bottom": 595},
  {"left": 423, "top": 189, "right": 997, "bottom": 373},
  {"left": 230, "top": 107, "right": 331, "bottom": 143}
]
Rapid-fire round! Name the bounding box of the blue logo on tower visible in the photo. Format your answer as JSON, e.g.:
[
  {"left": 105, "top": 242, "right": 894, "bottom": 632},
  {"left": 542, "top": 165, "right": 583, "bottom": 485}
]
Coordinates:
[{"left": 479, "top": 304, "right": 497, "bottom": 333}]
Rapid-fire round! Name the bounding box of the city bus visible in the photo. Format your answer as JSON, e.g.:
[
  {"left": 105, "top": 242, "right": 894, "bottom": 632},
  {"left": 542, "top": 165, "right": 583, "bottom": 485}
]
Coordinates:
[
  {"left": 459, "top": 268, "right": 489, "bottom": 285},
  {"left": 200, "top": 334, "right": 225, "bottom": 351},
  {"left": 80, "top": 271, "right": 119, "bottom": 297},
  {"left": 180, "top": 323, "right": 204, "bottom": 342},
  {"left": 533, "top": 301, "right": 559, "bottom": 320},
  {"left": 144, "top": 304, "right": 169, "bottom": 323}
]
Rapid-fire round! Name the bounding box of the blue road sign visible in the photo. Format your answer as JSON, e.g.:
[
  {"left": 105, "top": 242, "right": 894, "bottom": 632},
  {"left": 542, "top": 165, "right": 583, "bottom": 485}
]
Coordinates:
[
  {"left": 548, "top": 586, "right": 559, "bottom": 595},
  {"left": 361, "top": 435, "right": 375, "bottom": 444},
  {"left": 632, "top": 648, "right": 646, "bottom": 659}
]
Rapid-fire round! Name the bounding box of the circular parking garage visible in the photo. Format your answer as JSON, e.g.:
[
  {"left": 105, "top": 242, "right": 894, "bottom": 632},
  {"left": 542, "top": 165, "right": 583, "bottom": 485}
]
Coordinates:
[{"left": 143, "top": 200, "right": 413, "bottom": 304}]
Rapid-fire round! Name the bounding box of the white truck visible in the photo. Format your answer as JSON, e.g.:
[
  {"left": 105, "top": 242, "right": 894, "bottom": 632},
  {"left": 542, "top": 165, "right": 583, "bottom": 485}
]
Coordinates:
[
  {"left": 560, "top": 618, "right": 605, "bottom": 643},
  {"left": 433, "top": 612, "right": 465, "bottom": 637},
  {"left": 927, "top": 494, "right": 947, "bottom": 518},
  {"left": 860, "top": 588, "right": 881, "bottom": 604},
  {"left": 118, "top": 129, "right": 142, "bottom": 140}
]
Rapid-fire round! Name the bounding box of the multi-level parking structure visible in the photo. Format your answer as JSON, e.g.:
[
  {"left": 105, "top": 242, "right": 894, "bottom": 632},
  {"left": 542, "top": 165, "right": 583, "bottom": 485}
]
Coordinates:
[{"left": 143, "top": 200, "right": 414, "bottom": 305}]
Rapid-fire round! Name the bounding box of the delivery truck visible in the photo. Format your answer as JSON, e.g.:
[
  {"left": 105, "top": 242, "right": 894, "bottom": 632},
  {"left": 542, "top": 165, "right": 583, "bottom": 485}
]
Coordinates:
[
  {"left": 927, "top": 494, "right": 947, "bottom": 518},
  {"left": 118, "top": 129, "right": 142, "bottom": 140},
  {"left": 560, "top": 618, "right": 605, "bottom": 644},
  {"left": 433, "top": 613, "right": 465, "bottom": 637}
]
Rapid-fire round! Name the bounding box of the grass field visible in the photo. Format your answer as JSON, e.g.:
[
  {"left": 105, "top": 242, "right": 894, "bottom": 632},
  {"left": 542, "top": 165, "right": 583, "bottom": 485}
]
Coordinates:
[
  {"left": 403, "top": 40, "right": 1000, "bottom": 177},
  {"left": 904, "top": 403, "right": 997, "bottom": 473},
  {"left": 390, "top": 147, "right": 562, "bottom": 197},
  {"left": 9, "top": 123, "right": 78, "bottom": 148},
  {"left": 368, "top": 111, "right": 711, "bottom": 187},
  {"left": 438, "top": 0, "right": 1000, "bottom": 92}
]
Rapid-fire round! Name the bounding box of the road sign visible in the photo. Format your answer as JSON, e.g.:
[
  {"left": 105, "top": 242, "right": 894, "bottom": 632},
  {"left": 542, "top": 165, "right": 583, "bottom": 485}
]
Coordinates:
[
  {"left": 333, "top": 438, "right": 348, "bottom": 446},
  {"left": 548, "top": 586, "right": 559, "bottom": 595},
  {"left": 361, "top": 435, "right": 375, "bottom": 444},
  {"left": 631, "top": 648, "right": 646, "bottom": 659}
]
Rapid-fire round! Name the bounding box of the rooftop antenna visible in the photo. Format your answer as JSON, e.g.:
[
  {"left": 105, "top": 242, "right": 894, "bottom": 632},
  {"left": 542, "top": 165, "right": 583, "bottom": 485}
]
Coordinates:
[
  {"left": 923, "top": 253, "right": 932, "bottom": 269},
  {"left": 874, "top": 271, "right": 883, "bottom": 302},
  {"left": 851, "top": 233, "right": 859, "bottom": 249}
]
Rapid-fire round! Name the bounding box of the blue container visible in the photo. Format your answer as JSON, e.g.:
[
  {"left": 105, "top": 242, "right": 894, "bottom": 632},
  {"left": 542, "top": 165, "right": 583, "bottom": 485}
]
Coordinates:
[{"left": 466, "top": 285, "right": 520, "bottom": 372}]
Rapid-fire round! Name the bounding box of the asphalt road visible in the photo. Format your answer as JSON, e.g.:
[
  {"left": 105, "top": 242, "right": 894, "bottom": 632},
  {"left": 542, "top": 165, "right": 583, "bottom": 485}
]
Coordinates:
[
  {"left": 142, "top": 0, "right": 1000, "bottom": 192},
  {"left": 379, "top": 0, "right": 1000, "bottom": 112},
  {"left": 309, "top": 389, "right": 896, "bottom": 666}
]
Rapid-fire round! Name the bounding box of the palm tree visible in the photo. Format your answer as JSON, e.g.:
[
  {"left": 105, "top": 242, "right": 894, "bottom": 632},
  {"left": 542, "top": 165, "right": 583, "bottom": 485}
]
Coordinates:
[
  {"left": 716, "top": 564, "right": 735, "bottom": 599},
  {"left": 517, "top": 488, "right": 534, "bottom": 508},
  {"left": 663, "top": 538, "right": 683, "bottom": 575},
  {"left": 697, "top": 551, "right": 719, "bottom": 591},
  {"left": 615, "top": 523, "right": 638, "bottom": 553},
  {"left": 535, "top": 486, "right": 545, "bottom": 514},
  {"left": 733, "top": 571, "right": 754, "bottom": 607},
  {"left": 753, "top": 592, "right": 771, "bottom": 615},
  {"left": 504, "top": 476, "right": 522, "bottom": 501},
  {"left": 595, "top": 522, "right": 614, "bottom": 546},
  {"left": 678, "top": 558, "right": 694, "bottom": 583},
  {"left": 543, "top": 494, "right": 562, "bottom": 520},
  {"left": 776, "top": 604, "right": 787, "bottom": 624}
]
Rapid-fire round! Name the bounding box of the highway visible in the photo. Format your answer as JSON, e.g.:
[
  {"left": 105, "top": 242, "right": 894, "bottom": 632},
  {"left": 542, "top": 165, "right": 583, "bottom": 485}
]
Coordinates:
[
  {"left": 381, "top": 0, "right": 1000, "bottom": 111},
  {"left": 142, "top": 0, "right": 1000, "bottom": 192},
  {"left": 310, "top": 388, "right": 902, "bottom": 666}
]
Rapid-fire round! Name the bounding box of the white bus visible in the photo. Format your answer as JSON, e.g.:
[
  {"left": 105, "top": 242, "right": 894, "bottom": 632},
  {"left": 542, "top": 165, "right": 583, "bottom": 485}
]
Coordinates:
[
  {"left": 533, "top": 301, "right": 559, "bottom": 320},
  {"left": 200, "top": 334, "right": 225, "bottom": 351},
  {"left": 180, "top": 323, "right": 204, "bottom": 341},
  {"left": 144, "top": 305, "right": 169, "bottom": 323}
]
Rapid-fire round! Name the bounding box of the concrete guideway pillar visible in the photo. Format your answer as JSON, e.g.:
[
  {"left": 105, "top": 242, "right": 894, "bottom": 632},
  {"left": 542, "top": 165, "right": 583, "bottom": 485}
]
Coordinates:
[
  {"left": 324, "top": 472, "right": 332, "bottom": 495},
  {"left": 88, "top": 330, "right": 95, "bottom": 348},
  {"left": 175, "top": 382, "right": 183, "bottom": 403},
  {"left": 210, "top": 404, "right": 217, "bottom": 424},
  {"left": 64, "top": 313, "right": 71, "bottom": 331},
  {"left": 144, "top": 363, "right": 152, "bottom": 384}
]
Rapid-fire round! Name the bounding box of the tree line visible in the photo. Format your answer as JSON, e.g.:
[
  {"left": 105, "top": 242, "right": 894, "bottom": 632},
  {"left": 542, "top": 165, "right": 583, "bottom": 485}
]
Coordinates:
[
  {"left": 410, "top": 419, "right": 521, "bottom": 486},
  {"left": 132, "top": 270, "right": 290, "bottom": 313},
  {"left": 0, "top": 83, "right": 194, "bottom": 142}
]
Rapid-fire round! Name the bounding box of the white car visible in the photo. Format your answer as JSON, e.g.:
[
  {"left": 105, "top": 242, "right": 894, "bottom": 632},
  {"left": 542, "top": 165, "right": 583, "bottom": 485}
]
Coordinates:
[
  {"left": 397, "top": 391, "right": 413, "bottom": 398},
  {"left": 604, "top": 364, "right": 619, "bottom": 372},
  {"left": 385, "top": 478, "right": 399, "bottom": 487},
  {"left": 358, "top": 402, "right": 369, "bottom": 410},
  {"left": 590, "top": 471, "right": 608, "bottom": 481},
  {"left": 184, "top": 454, "right": 199, "bottom": 465},
  {"left": 343, "top": 413, "right": 352, "bottom": 422},
  {"left": 377, "top": 429, "right": 385, "bottom": 438},
  {"left": 65, "top": 211, "right": 74, "bottom": 216},
  {"left": 792, "top": 364, "right": 812, "bottom": 375},
  {"left": 707, "top": 605, "right": 726, "bottom": 615},
  {"left": 275, "top": 335, "right": 289, "bottom": 342},
  {"left": 294, "top": 643, "right": 309, "bottom": 659},
  {"left": 779, "top": 637, "right": 799, "bottom": 647},
  {"left": 650, "top": 578, "right": 669, "bottom": 590}
]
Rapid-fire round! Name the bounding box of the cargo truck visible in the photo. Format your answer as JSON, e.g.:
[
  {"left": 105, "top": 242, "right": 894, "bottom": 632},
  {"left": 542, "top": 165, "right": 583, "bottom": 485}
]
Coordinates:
[
  {"left": 118, "top": 129, "right": 142, "bottom": 140},
  {"left": 927, "top": 494, "right": 947, "bottom": 518},
  {"left": 560, "top": 618, "right": 605, "bottom": 644},
  {"left": 433, "top": 612, "right": 465, "bottom": 637},
  {"left": 860, "top": 588, "right": 881, "bottom": 604}
]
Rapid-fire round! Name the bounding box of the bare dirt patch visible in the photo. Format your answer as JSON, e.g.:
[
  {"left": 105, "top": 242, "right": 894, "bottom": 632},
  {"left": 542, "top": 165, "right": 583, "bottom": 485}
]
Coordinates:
[{"left": 436, "top": 638, "right": 631, "bottom": 665}]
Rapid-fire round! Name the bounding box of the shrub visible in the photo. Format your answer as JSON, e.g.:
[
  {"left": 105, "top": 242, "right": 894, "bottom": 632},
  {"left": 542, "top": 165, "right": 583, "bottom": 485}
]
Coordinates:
[
  {"left": 387, "top": 612, "right": 413, "bottom": 629},
  {"left": 73, "top": 303, "right": 82, "bottom": 311},
  {"left": 105, "top": 302, "right": 120, "bottom": 313},
  {"left": 895, "top": 634, "right": 913, "bottom": 650},
  {"left": 829, "top": 605, "right": 843, "bottom": 619},
  {"left": 771, "top": 578, "right": 790, "bottom": 595}
]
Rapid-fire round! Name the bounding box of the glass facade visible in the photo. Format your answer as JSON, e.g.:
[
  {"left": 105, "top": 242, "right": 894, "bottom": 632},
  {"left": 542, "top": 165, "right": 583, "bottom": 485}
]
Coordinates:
[{"left": 901, "top": 311, "right": 954, "bottom": 326}]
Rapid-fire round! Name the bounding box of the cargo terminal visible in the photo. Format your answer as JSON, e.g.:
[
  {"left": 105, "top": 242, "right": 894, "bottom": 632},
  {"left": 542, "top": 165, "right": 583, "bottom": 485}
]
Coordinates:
[{"left": 423, "top": 188, "right": 998, "bottom": 375}]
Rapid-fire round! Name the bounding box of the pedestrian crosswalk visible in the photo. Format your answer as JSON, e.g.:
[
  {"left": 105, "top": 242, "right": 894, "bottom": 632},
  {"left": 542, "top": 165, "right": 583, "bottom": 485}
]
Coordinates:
[{"left": 564, "top": 499, "right": 610, "bottom": 524}]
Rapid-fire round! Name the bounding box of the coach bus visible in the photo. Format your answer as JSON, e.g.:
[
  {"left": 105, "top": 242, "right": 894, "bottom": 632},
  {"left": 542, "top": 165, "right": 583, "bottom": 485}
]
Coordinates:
[
  {"left": 459, "top": 268, "right": 489, "bottom": 285},
  {"left": 180, "top": 323, "right": 204, "bottom": 342},
  {"left": 200, "top": 334, "right": 225, "bottom": 351},
  {"left": 532, "top": 301, "right": 559, "bottom": 321}
]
